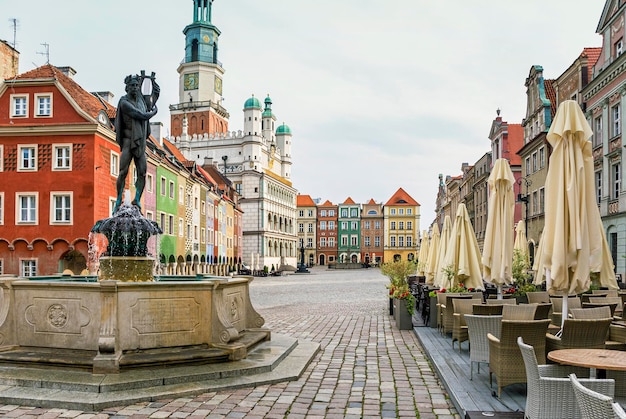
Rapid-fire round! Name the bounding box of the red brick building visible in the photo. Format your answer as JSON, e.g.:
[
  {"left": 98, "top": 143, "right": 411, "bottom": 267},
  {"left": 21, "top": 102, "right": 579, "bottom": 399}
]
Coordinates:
[{"left": 316, "top": 200, "right": 338, "bottom": 266}]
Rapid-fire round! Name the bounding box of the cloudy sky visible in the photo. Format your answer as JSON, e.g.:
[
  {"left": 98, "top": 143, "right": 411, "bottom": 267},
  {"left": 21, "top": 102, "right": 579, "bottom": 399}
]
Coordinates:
[{"left": 2, "top": 0, "right": 606, "bottom": 228}]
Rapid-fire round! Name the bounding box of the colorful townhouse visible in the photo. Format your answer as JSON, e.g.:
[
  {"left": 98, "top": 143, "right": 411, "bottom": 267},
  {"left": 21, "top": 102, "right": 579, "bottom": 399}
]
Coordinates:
[
  {"left": 296, "top": 194, "right": 317, "bottom": 267},
  {"left": 337, "top": 197, "right": 361, "bottom": 263},
  {"left": 383, "top": 188, "right": 421, "bottom": 263},
  {"left": 361, "top": 199, "right": 384, "bottom": 265},
  {"left": 316, "top": 200, "right": 338, "bottom": 266}
]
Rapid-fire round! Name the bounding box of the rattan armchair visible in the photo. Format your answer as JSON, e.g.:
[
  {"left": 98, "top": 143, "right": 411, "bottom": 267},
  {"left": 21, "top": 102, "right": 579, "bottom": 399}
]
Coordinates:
[
  {"left": 570, "top": 373, "right": 625, "bottom": 419},
  {"left": 486, "top": 298, "right": 517, "bottom": 305},
  {"left": 546, "top": 318, "right": 613, "bottom": 355},
  {"left": 550, "top": 296, "right": 582, "bottom": 325},
  {"left": 518, "top": 336, "right": 615, "bottom": 419},
  {"left": 488, "top": 319, "right": 550, "bottom": 397},
  {"left": 532, "top": 303, "right": 553, "bottom": 320},
  {"left": 570, "top": 307, "right": 626, "bottom": 351},
  {"left": 588, "top": 297, "right": 623, "bottom": 318},
  {"left": 472, "top": 304, "right": 503, "bottom": 315},
  {"left": 502, "top": 304, "right": 536, "bottom": 320},
  {"left": 464, "top": 314, "right": 502, "bottom": 380},
  {"left": 441, "top": 294, "right": 478, "bottom": 335},
  {"left": 451, "top": 298, "right": 476, "bottom": 351},
  {"left": 527, "top": 291, "right": 550, "bottom": 304}
]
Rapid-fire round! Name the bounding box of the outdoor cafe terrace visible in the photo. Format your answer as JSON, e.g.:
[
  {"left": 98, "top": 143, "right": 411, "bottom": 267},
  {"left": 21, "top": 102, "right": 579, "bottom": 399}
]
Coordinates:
[{"left": 408, "top": 283, "right": 626, "bottom": 419}]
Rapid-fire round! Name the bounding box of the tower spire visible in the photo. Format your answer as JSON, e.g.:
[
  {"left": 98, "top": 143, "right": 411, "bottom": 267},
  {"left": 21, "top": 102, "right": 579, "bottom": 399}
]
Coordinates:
[{"left": 194, "top": 0, "right": 214, "bottom": 23}]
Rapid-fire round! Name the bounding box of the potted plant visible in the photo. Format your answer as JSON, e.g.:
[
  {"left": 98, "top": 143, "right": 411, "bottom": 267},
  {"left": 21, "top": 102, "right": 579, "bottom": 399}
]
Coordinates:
[
  {"left": 511, "top": 249, "right": 534, "bottom": 303},
  {"left": 381, "top": 260, "right": 417, "bottom": 329}
]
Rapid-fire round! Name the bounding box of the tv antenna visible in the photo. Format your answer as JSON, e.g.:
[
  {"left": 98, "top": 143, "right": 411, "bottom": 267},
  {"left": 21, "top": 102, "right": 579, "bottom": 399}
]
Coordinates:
[
  {"left": 8, "top": 18, "right": 18, "bottom": 49},
  {"left": 37, "top": 42, "right": 50, "bottom": 64}
]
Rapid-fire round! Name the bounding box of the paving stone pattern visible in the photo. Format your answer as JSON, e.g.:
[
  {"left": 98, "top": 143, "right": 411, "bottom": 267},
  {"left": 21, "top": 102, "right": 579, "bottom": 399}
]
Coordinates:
[{"left": 0, "top": 268, "right": 459, "bottom": 418}]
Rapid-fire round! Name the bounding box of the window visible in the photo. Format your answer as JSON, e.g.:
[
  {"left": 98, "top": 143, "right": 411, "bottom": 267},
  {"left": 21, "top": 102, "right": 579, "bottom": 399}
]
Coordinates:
[
  {"left": 328, "top": 221, "right": 335, "bottom": 230},
  {"left": 17, "top": 193, "right": 37, "bottom": 224},
  {"left": 169, "top": 181, "right": 175, "bottom": 199},
  {"left": 399, "top": 209, "right": 404, "bottom": 215},
  {"left": 51, "top": 192, "right": 72, "bottom": 223},
  {"left": 179, "top": 218, "right": 184, "bottom": 237},
  {"left": 391, "top": 221, "right": 396, "bottom": 230},
  {"left": 364, "top": 236, "right": 370, "bottom": 246},
  {"left": 351, "top": 236, "right": 358, "bottom": 246},
  {"left": 532, "top": 152, "right": 538, "bottom": 172},
  {"left": 320, "top": 210, "right": 327, "bottom": 217},
  {"left": 11, "top": 94, "right": 27, "bottom": 117},
  {"left": 351, "top": 221, "right": 357, "bottom": 230},
  {"left": 307, "top": 238, "right": 313, "bottom": 248},
  {"left": 320, "top": 221, "right": 326, "bottom": 230},
  {"left": 374, "top": 236, "right": 380, "bottom": 247},
  {"left": 298, "top": 210, "right": 304, "bottom": 217},
  {"left": 0, "top": 145, "right": 3, "bottom": 172},
  {"left": 539, "top": 188, "right": 545, "bottom": 214},
  {"left": 350, "top": 209, "right": 357, "bottom": 217},
  {"left": 146, "top": 211, "right": 154, "bottom": 221},
  {"left": 341, "top": 221, "right": 347, "bottom": 230},
  {"left": 364, "top": 221, "right": 370, "bottom": 229},
  {"left": 159, "top": 212, "right": 166, "bottom": 231},
  {"left": 168, "top": 215, "right": 174, "bottom": 235},
  {"left": 398, "top": 236, "right": 404, "bottom": 247},
  {"left": 525, "top": 157, "right": 531, "bottom": 176},
  {"left": 187, "top": 223, "right": 191, "bottom": 239},
  {"left": 146, "top": 174, "right": 153, "bottom": 193},
  {"left": 18, "top": 145, "right": 37, "bottom": 171},
  {"left": 399, "top": 221, "right": 404, "bottom": 230},
  {"left": 201, "top": 201, "right": 205, "bottom": 215},
  {"left": 375, "top": 221, "right": 381, "bottom": 229},
  {"left": 532, "top": 190, "right": 538, "bottom": 215},
  {"left": 341, "top": 236, "right": 348, "bottom": 246},
  {"left": 0, "top": 259, "right": 2, "bottom": 274},
  {"left": 53, "top": 145, "right": 71, "bottom": 170},
  {"left": 0, "top": 193, "right": 3, "bottom": 225},
  {"left": 594, "top": 116, "right": 603, "bottom": 147},
  {"left": 308, "top": 223, "right": 313, "bottom": 233},
  {"left": 341, "top": 209, "right": 348, "bottom": 217},
  {"left": 390, "top": 209, "right": 396, "bottom": 215},
  {"left": 21, "top": 260, "right": 37, "bottom": 277},
  {"left": 612, "top": 104, "right": 621, "bottom": 137},
  {"left": 612, "top": 162, "right": 621, "bottom": 200},
  {"left": 160, "top": 177, "right": 166, "bottom": 195},
  {"left": 406, "top": 236, "right": 412, "bottom": 247},
  {"left": 328, "top": 210, "right": 335, "bottom": 216},
  {"left": 407, "top": 221, "right": 413, "bottom": 230},
  {"left": 308, "top": 210, "right": 313, "bottom": 217},
  {"left": 616, "top": 38, "right": 623, "bottom": 57},
  {"left": 390, "top": 236, "right": 396, "bottom": 247},
  {"left": 407, "top": 209, "right": 412, "bottom": 215},
  {"left": 298, "top": 223, "right": 304, "bottom": 233},
  {"left": 320, "top": 237, "right": 326, "bottom": 247},
  {"left": 596, "top": 171, "right": 602, "bottom": 204},
  {"left": 538, "top": 147, "right": 545, "bottom": 169},
  {"left": 35, "top": 94, "right": 52, "bottom": 117},
  {"left": 328, "top": 237, "right": 335, "bottom": 247},
  {"left": 110, "top": 151, "right": 119, "bottom": 176},
  {"left": 179, "top": 186, "right": 184, "bottom": 204},
  {"left": 201, "top": 227, "right": 205, "bottom": 243}
]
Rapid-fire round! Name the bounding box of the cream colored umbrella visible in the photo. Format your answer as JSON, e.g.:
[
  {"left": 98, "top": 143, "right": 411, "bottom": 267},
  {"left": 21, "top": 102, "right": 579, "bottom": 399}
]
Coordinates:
[
  {"left": 425, "top": 223, "right": 440, "bottom": 285},
  {"left": 540, "top": 100, "right": 617, "bottom": 329},
  {"left": 417, "top": 230, "right": 430, "bottom": 276},
  {"left": 514, "top": 220, "right": 530, "bottom": 266},
  {"left": 482, "top": 158, "right": 515, "bottom": 291},
  {"left": 434, "top": 215, "right": 453, "bottom": 288},
  {"left": 440, "top": 203, "right": 484, "bottom": 290}
]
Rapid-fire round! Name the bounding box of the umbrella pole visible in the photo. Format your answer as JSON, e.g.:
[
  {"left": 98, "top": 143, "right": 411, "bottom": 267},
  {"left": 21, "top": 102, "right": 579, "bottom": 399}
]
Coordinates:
[{"left": 497, "top": 285, "right": 503, "bottom": 300}]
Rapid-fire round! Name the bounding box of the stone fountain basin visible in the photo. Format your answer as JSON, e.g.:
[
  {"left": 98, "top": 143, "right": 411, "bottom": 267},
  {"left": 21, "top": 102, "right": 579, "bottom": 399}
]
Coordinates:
[{"left": 0, "top": 276, "right": 269, "bottom": 373}]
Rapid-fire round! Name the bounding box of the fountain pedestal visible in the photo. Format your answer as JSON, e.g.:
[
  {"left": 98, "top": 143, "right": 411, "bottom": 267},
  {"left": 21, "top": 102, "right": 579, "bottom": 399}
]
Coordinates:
[{"left": 98, "top": 256, "right": 155, "bottom": 282}]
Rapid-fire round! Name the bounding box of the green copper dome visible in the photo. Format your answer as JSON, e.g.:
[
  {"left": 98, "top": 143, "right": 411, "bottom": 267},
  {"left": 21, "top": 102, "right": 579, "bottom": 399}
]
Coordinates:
[
  {"left": 276, "top": 123, "right": 292, "bottom": 135},
  {"left": 244, "top": 96, "right": 261, "bottom": 110},
  {"left": 262, "top": 95, "right": 274, "bottom": 118}
]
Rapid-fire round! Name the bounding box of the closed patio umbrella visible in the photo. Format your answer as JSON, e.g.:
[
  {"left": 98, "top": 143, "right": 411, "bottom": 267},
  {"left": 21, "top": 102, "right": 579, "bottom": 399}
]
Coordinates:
[
  {"left": 514, "top": 220, "right": 530, "bottom": 266},
  {"left": 539, "top": 100, "right": 617, "bottom": 329},
  {"left": 425, "top": 223, "right": 440, "bottom": 285},
  {"left": 440, "top": 203, "right": 484, "bottom": 290},
  {"left": 417, "top": 230, "right": 430, "bottom": 276},
  {"left": 482, "top": 158, "right": 515, "bottom": 294},
  {"left": 434, "top": 215, "right": 453, "bottom": 288}
]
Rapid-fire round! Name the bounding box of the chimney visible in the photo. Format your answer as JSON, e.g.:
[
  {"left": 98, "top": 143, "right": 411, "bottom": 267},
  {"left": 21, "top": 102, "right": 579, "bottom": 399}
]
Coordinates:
[
  {"left": 92, "top": 91, "right": 115, "bottom": 103},
  {"left": 56, "top": 66, "right": 76, "bottom": 79},
  {"left": 150, "top": 121, "right": 164, "bottom": 144}
]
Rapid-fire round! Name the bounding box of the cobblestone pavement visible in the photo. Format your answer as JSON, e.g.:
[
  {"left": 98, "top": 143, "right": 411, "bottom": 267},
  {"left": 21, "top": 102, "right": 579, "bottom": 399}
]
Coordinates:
[{"left": 1, "top": 268, "right": 460, "bottom": 418}]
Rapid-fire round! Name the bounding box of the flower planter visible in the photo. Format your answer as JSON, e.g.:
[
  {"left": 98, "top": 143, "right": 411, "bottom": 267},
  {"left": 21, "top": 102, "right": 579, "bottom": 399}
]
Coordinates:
[
  {"left": 429, "top": 295, "right": 438, "bottom": 328},
  {"left": 515, "top": 295, "right": 528, "bottom": 304},
  {"left": 389, "top": 297, "right": 394, "bottom": 316},
  {"left": 393, "top": 298, "right": 413, "bottom": 330}
]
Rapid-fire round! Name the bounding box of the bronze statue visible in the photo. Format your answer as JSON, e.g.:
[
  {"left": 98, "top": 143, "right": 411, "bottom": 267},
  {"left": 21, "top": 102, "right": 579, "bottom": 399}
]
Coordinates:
[{"left": 113, "top": 72, "right": 159, "bottom": 214}]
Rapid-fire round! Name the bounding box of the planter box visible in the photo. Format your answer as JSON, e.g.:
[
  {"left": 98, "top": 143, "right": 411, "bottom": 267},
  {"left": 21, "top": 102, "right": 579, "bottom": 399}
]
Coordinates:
[
  {"left": 389, "top": 298, "right": 394, "bottom": 315},
  {"left": 393, "top": 298, "right": 413, "bottom": 330},
  {"left": 429, "top": 295, "right": 438, "bottom": 328}
]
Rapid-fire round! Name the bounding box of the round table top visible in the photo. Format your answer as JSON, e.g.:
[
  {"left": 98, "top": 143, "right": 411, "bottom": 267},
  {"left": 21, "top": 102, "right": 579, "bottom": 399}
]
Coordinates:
[{"left": 548, "top": 348, "right": 626, "bottom": 371}]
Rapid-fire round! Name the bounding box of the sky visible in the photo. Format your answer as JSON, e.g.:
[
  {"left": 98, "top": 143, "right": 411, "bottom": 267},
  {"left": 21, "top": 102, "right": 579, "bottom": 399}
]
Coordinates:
[{"left": 2, "top": 0, "right": 607, "bottom": 229}]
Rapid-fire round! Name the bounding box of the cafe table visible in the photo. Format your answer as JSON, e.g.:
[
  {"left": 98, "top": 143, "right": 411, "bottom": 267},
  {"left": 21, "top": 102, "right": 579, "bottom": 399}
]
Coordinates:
[{"left": 548, "top": 348, "right": 626, "bottom": 379}]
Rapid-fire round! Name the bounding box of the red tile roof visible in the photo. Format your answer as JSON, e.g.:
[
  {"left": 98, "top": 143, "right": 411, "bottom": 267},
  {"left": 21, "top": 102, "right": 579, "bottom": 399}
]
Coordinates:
[
  {"left": 384, "top": 187, "right": 419, "bottom": 206},
  {"left": 296, "top": 194, "right": 316, "bottom": 206},
  {"left": 506, "top": 124, "right": 524, "bottom": 166},
  {"left": 162, "top": 138, "right": 189, "bottom": 163},
  {"left": 366, "top": 198, "right": 377, "bottom": 204},
  {"left": 582, "top": 47, "right": 602, "bottom": 78},
  {"left": 319, "top": 200, "right": 335, "bottom": 206},
  {"left": 342, "top": 197, "right": 356, "bottom": 204},
  {"left": 12, "top": 64, "right": 114, "bottom": 120}
]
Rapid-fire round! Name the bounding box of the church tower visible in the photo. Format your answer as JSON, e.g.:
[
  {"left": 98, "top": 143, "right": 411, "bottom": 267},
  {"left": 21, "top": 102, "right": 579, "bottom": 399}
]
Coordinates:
[{"left": 170, "top": 0, "right": 229, "bottom": 138}]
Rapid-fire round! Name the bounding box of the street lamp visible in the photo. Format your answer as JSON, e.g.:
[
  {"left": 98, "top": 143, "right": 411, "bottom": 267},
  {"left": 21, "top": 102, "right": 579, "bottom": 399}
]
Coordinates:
[{"left": 516, "top": 177, "right": 532, "bottom": 239}]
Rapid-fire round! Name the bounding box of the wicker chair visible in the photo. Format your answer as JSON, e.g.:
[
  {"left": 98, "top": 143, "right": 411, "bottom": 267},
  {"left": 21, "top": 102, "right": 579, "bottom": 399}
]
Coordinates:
[
  {"left": 486, "top": 298, "right": 517, "bottom": 305},
  {"left": 472, "top": 304, "right": 503, "bottom": 315},
  {"left": 569, "top": 373, "right": 625, "bottom": 419},
  {"left": 518, "top": 336, "right": 615, "bottom": 419},
  {"left": 592, "top": 289, "right": 619, "bottom": 297},
  {"left": 527, "top": 291, "right": 550, "bottom": 304},
  {"left": 589, "top": 297, "right": 623, "bottom": 318},
  {"left": 451, "top": 298, "right": 476, "bottom": 351},
  {"left": 532, "top": 303, "right": 553, "bottom": 320},
  {"left": 546, "top": 318, "right": 612, "bottom": 355},
  {"left": 502, "top": 304, "right": 536, "bottom": 320},
  {"left": 441, "top": 294, "right": 478, "bottom": 335},
  {"left": 488, "top": 319, "right": 550, "bottom": 397},
  {"left": 464, "top": 314, "right": 502, "bottom": 380},
  {"left": 551, "top": 297, "right": 582, "bottom": 325},
  {"left": 570, "top": 307, "right": 626, "bottom": 351}
]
